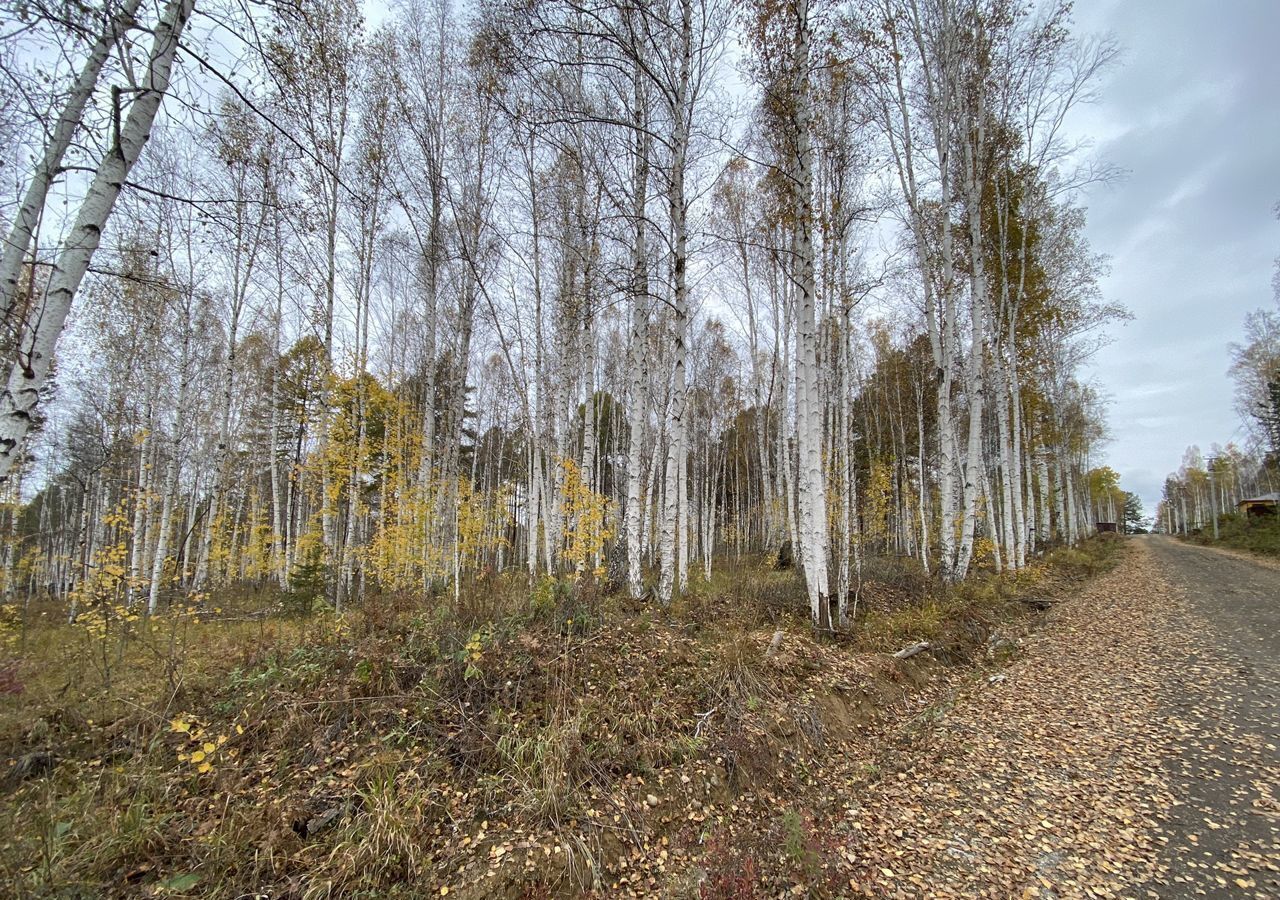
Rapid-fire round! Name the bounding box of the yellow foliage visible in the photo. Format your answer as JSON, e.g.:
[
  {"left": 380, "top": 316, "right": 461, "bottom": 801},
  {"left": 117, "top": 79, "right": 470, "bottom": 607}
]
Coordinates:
[
  {"left": 70, "top": 503, "right": 146, "bottom": 640},
  {"left": 861, "top": 458, "right": 893, "bottom": 549},
  {"left": 974, "top": 536, "right": 998, "bottom": 567},
  {"left": 559, "top": 458, "right": 610, "bottom": 576},
  {"left": 170, "top": 713, "right": 237, "bottom": 775},
  {"left": 455, "top": 477, "right": 511, "bottom": 573},
  {"left": 240, "top": 492, "right": 278, "bottom": 581}
]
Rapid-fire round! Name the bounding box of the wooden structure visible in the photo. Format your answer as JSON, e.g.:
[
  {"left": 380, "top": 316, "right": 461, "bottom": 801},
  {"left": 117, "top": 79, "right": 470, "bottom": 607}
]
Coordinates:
[
  {"left": 1095, "top": 522, "right": 1118, "bottom": 533},
  {"left": 1237, "top": 492, "right": 1280, "bottom": 517}
]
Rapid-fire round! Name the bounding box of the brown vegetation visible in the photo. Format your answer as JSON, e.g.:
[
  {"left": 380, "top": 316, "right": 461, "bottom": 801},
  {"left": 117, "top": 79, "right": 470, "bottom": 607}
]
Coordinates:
[{"left": 0, "top": 538, "right": 1123, "bottom": 898}]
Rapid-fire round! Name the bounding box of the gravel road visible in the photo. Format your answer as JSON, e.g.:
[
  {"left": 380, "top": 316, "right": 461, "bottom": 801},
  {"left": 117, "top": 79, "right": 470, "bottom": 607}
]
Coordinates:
[
  {"left": 839, "top": 537, "right": 1279, "bottom": 898},
  {"left": 1145, "top": 536, "right": 1278, "bottom": 898}
]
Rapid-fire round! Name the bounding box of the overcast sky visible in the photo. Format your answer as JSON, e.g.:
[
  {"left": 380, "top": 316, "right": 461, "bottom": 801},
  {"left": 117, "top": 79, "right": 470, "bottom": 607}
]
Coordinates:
[{"left": 1064, "top": 0, "right": 1280, "bottom": 511}]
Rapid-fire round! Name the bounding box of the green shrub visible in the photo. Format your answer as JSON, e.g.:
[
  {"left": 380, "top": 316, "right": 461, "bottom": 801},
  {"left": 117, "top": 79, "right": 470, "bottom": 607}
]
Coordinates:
[
  {"left": 527, "top": 574, "right": 595, "bottom": 635},
  {"left": 1043, "top": 534, "right": 1123, "bottom": 578},
  {"left": 283, "top": 547, "right": 329, "bottom": 615},
  {"left": 778, "top": 809, "right": 824, "bottom": 883},
  {"left": 1196, "top": 513, "right": 1280, "bottom": 556}
]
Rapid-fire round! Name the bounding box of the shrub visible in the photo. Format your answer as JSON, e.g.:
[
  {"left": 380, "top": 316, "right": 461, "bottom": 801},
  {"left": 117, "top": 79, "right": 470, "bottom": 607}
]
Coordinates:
[
  {"left": 1194, "top": 513, "right": 1280, "bottom": 556},
  {"left": 283, "top": 547, "right": 329, "bottom": 615},
  {"left": 779, "top": 809, "right": 822, "bottom": 882},
  {"left": 528, "top": 574, "right": 595, "bottom": 635}
]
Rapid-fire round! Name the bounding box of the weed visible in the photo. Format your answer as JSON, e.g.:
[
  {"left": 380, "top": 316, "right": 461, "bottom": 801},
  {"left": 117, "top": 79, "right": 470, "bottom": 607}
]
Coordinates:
[
  {"left": 779, "top": 809, "right": 822, "bottom": 881},
  {"left": 312, "top": 773, "right": 433, "bottom": 894},
  {"left": 698, "top": 829, "right": 762, "bottom": 900},
  {"left": 491, "top": 709, "right": 585, "bottom": 824}
]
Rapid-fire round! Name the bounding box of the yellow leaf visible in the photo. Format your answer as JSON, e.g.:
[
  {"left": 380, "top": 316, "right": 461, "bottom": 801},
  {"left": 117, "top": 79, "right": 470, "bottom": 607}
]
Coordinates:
[
  {"left": 202, "top": 742, "right": 215, "bottom": 754},
  {"left": 190, "top": 750, "right": 206, "bottom": 764},
  {"left": 235, "top": 724, "right": 244, "bottom": 735},
  {"left": 197, "top": 762, "right": 212, "bottom": 774},
  {"left": 170, "top": 719, "right": 190, "bottom": 733}
]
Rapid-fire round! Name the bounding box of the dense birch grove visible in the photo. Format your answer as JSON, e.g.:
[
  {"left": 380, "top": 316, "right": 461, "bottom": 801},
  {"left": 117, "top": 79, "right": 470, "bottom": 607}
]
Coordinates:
[{"left": 0, "top": 0, "right": 1122, "bottom": 628}]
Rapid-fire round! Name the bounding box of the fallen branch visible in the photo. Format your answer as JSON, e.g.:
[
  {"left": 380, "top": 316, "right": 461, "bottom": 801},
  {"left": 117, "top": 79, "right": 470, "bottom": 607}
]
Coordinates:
[{"left": 893, "top": 641, "right": 932, "bottom": 660}]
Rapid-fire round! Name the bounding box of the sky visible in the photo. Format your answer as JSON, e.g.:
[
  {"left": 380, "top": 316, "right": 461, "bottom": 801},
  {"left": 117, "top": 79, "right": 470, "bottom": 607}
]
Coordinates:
[
  {"left": 1063, "top": 0, "right": 1280, "bottom": 512},
  {"left": 15, "top": 0, "right": 1277, "bottom": 514}
]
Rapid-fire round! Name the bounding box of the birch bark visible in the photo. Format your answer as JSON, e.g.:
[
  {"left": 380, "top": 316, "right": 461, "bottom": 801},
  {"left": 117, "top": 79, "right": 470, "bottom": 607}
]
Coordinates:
[
  {"left": 0, "top": 0, "right": 144, "bottom": 327},
  {"left": 149, "top": 288, "right": 195, "bottom": 615},
  {"left": 624, "top": 65, "right": 651, "bottom": 598},
  {"left": 657, "top": 0, "right": 693, "bottom": 604},
  {"left": 791, "top": 0, "right": 831, "bottom": 628},
  {"left": 0, "top": 0, "right": 197, "bottom": 482}
]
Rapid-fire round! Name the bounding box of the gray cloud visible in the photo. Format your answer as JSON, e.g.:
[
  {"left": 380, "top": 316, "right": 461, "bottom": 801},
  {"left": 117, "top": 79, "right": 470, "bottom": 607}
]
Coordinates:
[{"left": 1067, "top": 0, "right": 1280, "bottom": 513}]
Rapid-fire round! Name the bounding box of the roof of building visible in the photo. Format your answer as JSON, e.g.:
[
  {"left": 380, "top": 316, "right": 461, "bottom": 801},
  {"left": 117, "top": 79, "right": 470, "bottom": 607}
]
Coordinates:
[{"left": 1237, "top": 492, "right": 1280, "bottom": 504}]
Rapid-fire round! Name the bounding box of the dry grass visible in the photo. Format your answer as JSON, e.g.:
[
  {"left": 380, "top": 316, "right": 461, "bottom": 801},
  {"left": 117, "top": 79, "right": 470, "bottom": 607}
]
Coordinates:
[{"left": 0, "top": 539, "right": 1124, "bottom": 897}]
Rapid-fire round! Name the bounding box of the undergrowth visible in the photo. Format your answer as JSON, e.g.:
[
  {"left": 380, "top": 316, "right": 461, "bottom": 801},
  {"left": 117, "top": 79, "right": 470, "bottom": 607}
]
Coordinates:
[
  {"left": 854, "top": 534, "right": 1123, "bottom": 653},
  {"left": 1187, "top": 513, "right": 1280, "bottom": 556},
  {"left": 0, "top": 536, "right": 1125, "bottom": 898}
]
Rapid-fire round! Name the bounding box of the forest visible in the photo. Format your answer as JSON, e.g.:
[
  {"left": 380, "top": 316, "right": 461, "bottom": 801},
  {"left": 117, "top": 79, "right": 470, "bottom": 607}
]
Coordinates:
[
  {"left": 0, "top": 0, "right": 1159, "bottom": 896},
  {"left": 0, "top": 0, "right": 1122, "bottom": 626}
]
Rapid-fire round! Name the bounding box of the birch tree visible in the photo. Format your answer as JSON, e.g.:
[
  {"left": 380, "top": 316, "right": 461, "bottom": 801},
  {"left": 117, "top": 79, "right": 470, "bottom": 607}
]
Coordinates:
[
  {"left": 0, "top": 0, "right": 143, "bottom": 333},
  {"left": 0, "top": 0, "right": 197, "bottom": 482},
  {"left": 0, "top": 0, "right": 1125, "bottom": 619}
]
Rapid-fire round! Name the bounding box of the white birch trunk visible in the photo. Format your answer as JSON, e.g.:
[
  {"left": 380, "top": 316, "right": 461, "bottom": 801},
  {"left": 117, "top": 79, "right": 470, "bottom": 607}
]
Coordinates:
[
  {"left": 0, "top": 0, "right": 144, "bottom": 325},
  {"left": 791, "top": 0, "right": 830, "bottom": 628},
  {"left": 127, "top": 415, "right": 152, "bottom": 608},
  {"left": 1036, "top": 446, "right": 1050, "bottom": 545},
  {"left": 624, "top": 87, "right": 650, "bottom": 596},
  {"left": 149, "top": 300, "right": 194, "bottom": 615},
  {"left": 0, "top": 0, "right": 197, "bottom": 482},
  {"left": 657, "top": 0, "right": 693, "bottom": 604}
]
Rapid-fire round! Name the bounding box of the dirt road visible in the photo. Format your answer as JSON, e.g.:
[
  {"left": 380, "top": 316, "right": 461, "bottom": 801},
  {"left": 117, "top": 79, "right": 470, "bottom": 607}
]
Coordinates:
[
  {"left": 1144, "top": 536, "right": 1279, "bottom": 898},
  {"left": 840, "top": 537, "right": 1279, "bottom": 898}
]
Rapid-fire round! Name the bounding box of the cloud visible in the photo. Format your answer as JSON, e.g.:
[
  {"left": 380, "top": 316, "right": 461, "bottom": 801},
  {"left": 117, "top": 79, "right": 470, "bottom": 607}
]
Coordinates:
[{"left": 1068, "top": 0, "right": 1280, "bottom": 511}]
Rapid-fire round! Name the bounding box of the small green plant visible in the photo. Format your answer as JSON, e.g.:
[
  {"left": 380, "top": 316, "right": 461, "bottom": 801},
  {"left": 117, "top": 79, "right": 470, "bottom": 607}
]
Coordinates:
[
  {"left": 529, "top": 574, "right": 596, "bottom": 635},
  {"left": 529, "top": 575, "right": 565, "bottom": 621},
  {"left": 455, "top": 625, "right": 492, "bottom": 680},
  {"left": 283, "top": 545, "right": 329, "bottom": 615},
  {"left": 779, "top": 809, "right": 821, "bottom": 881}
]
